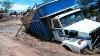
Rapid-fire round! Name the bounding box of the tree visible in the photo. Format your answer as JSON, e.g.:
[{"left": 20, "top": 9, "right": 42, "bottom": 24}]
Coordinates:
[
  {"left": 97, "top": 0, "right": 100, "bottom": 12},
  {"left": 0, "top": 8, "right": 4, "bottom": 13},
  {"left": 77, "top": 0, "right": 94, "bottom": 8},
  {"left": 1, "top": 0, "right": 13, "bottom": 13},
  {"left": 76, "top": 0, "right": 100, "bottom": 18}
]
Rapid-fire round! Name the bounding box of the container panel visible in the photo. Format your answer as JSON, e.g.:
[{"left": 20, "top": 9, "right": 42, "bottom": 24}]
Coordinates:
[
  {"left": 29, "top": 20, "right": 53, "bottom": 40},
  {"left": 32, "top": 13, "right": 40, "bottom": 21},
  {"left": 37, "top": 0, "right": 75, "bottom": 17}
]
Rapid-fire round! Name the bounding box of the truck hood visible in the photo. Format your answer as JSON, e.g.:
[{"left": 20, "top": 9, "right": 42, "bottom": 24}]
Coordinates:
[{"left": 64, "top": 19, "right": 100, "bottom": 37}]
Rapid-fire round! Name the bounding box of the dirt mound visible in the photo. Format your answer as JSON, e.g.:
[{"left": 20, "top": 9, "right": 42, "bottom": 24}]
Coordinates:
[
  {"left": 15, "top": 32, "right": 73, "bottom": 56},
  {"left": 15, "top": 32, "right": 100, "bottom": 56}
]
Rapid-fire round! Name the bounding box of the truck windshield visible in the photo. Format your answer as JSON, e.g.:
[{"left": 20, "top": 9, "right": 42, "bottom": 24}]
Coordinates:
[{"left": 60, "top": 11, "right": 84, "bottom": 27}]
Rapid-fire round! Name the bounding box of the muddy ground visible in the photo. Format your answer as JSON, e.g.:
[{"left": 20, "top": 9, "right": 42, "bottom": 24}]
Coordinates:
[{"left": 0, "top": 18, "right": 100, "bottom": 56}]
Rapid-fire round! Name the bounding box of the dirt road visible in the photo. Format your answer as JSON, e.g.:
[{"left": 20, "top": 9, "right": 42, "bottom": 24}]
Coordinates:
[
  {"left": 0, "top": 35, "right": 41, "bottom": 56},
  {"left": 0, "top": 20, "right": 40, "bottom": 56},
  {"left": 0, "top": 19, "right": 100, "bottom": 56}
]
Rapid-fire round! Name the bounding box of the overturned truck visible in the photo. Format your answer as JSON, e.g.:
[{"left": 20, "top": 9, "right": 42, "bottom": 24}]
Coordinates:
[
  {"left": 23, "top": 0, "right": 100, "bottom": 54},
  {"left": 50, "top": 9, "right": 100, "bottom": 53}
]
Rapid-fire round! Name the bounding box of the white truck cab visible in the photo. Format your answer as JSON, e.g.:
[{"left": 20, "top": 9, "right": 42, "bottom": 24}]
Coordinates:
[
  {"left": 51, "top": 9, "right": 100, "bottom": 53},
  {"left": 51, "top": 9, "right": 84, "bottom": 41}
]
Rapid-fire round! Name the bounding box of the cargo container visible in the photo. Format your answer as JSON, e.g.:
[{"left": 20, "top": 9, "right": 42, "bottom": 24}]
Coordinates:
[{"left": 29, "top": 0, "right": 76, "bottom": 40}]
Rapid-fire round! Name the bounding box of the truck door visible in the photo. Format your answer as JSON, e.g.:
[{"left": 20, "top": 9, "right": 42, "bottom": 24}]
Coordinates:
[{"left": 51, "top": 19, "right": 66, "bottom": 41}]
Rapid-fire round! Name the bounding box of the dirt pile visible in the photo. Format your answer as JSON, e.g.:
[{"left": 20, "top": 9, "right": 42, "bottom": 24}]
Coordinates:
[
  {"left": 15, "top": 32, "right": 69, "bottom": 56},
  {"left": 15, "top": 32, "right": 100, "bottom": 56}
]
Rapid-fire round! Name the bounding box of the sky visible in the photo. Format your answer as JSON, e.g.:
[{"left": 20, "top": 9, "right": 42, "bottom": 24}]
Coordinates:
[
  {"left": 0, "top": 0, "right": 77, "bottom": 12},
  {"left": 0, "top": 0, "right": 43, "bottom": 11},
  {"left": 10, "top": 0, "right": 43, "bottom": 11}
]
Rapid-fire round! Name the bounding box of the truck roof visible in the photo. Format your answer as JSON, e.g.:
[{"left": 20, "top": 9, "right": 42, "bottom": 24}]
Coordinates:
[
  {"left": 64, "top": 19, "right": 100, "bottom": 33},
  {"left": 55, "top": 9, "right": 81, "bottom": 19}
]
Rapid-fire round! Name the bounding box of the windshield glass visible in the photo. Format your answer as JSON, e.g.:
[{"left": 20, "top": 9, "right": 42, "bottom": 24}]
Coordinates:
[{"left": 60, "top": 11, "right": 84, "bottom": 27}]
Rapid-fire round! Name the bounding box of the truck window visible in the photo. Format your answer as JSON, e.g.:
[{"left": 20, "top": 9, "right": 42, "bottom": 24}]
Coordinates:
[
  {"left": 60, "top": 11, "right": 84, "bottom": 27},
  {"left": 53, "top": 20, "right": 61, "bottom": 28}
]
